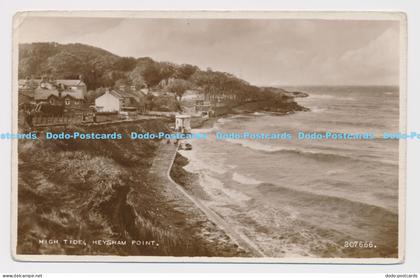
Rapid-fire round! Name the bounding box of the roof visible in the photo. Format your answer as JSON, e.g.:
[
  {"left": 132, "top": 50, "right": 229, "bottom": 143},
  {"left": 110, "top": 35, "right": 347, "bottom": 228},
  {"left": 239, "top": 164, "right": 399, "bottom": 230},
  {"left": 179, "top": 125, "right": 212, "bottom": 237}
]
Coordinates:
[
  {"left": 18, "top": 79, "right": 41, "bottom": 89},
  {"left": 61, "top": 90, "right": 85, "bottom": 100},
  {"left": 109, "top": 90, "right": 124, "bottom": 98},
  {"left": 18, "top": 79, "right": 41, "bottom": 84},
  {"left": 123, "top": 90, "right": 145, "bottom": 99},
  {"left": 108, "top": 90, "right": 146, "bottom": 102},
  {"left": 19, "top": 79, "right": 85, "bottom": 88},
  {"left": 35, "top": 86, "right": 85, "bottom": 101},
  {"left": 34, "top": 87, "right": 60, "bottom": 100},
  {"left": 176, "top": 114, "right": 191, "bottom": 119},
  {"left": 19, "top": 89, "right": 34, "bottom": 98},
  {"left": 96, "top": 90, "right": 125, "bottom": 99},
  {"left": 56, "top": 80, "right": 86, "bottom": 87}
]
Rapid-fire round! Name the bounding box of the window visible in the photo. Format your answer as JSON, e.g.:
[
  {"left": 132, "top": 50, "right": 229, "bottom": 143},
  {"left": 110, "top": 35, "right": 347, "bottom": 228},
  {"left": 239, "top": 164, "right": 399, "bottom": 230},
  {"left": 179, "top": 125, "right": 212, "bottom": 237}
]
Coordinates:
[{"left": 65, "top": 99, "right": 70, "bottom": 105}]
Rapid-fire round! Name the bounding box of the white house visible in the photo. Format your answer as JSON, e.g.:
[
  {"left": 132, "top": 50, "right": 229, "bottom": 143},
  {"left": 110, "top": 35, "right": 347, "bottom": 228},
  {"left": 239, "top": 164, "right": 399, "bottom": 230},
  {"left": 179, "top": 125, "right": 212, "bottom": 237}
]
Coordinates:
[{"left": 95, "top": 90, "right": 122, "bottom": 112}]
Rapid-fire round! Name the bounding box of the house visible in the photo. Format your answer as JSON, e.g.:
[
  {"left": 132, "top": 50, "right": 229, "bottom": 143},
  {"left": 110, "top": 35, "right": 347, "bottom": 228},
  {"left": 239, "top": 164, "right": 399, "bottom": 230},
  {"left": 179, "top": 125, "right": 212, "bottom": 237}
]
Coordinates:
[
  {"left": 55, "top": 78, "right": 87, "bottom": 96},
  {"left": 34, "top": 77, "right": 87, "bottom": 110},
  {"left": 18, "top": 78, "right": 41, "bottom": 104},
  {"left": 175, "top": 114, "right": 191, "bottom": 133},
  {"left": 95, "top": 89, "right": 144, "bottom": 113},
  {"left": 61, "top": 90, "right": 86, "bottom": 108},
  {"left": 119, "top": 90, "right": 144, "bottom": 112},
  {"left": 18, "top": 78, "right": 40, "bottom": 92},
  {"left": 34, "top": 84, "right": 61, "bottom": 105},
  {"left": 126, "top": 90, "right": 147, "bottom": 113},
  {"left": 95, "top": 90, "right": 122, "bottom": 112},
  {"left": 180, "top": 90, "right": 212, "bottom": 116}
]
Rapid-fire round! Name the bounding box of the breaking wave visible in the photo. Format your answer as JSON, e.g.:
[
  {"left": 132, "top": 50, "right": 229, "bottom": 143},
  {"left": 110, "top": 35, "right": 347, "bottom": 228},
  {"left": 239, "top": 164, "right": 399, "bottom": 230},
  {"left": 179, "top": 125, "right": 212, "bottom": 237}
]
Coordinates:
[
  {"left": 232, "top": 172, "right": 262, "bottom": 185},
  {"left": 224, "top": 139, "right": 355, "bottom": 162},
  {"left": 224, "top": 138, "right": 397, "bottom": 165},
  {"left": 257, "top": 183, "right": 398, "bottom": 218}
]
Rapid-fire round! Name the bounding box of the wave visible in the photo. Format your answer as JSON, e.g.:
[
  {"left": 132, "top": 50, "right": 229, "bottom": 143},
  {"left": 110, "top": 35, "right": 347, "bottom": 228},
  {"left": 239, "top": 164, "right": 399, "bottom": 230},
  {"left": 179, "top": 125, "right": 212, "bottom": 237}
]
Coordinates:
[
  {"left": 224, "top": 138, "right": 286, "bottom": 152},
  {"left": 224, "top": 139, "right": 356, "bottom": 162},
  {"left": 254, "top": 182, "right": 398, "bottom": 253},
  {"left": 192, "top": 127, "right": 215, "bottom": 133},
  {"left": 199, "top": 174, "right": 252, "bottom": 202},
  {"left": 310, "top": 106, "right": 327, "bottom": 113},
  {"left": 308, "top": 94, "right": 355, "bottom": 101},
  {"left": 318, "top": 120, "right": 387, "bottom": 129},
  {"left": 256, "top": 183, "right": 398, "bottom": 220},
  {"left": 180, "top": 149, "right": 227, "bottom": 175},
  {"left": 230, "top": 114, "right": 250, "bottom": 119},
  {"left": 216, "top": 118, "right": 232, "bottom": 124},
  {"left": 232, "top": 172, "right": 262, "bottom": 185},
  {"left": 307, "top": 94, "right": 335, "bottom": 100},
  {"left": 223, "top": 138, "right": 398, "bottom": 165}
]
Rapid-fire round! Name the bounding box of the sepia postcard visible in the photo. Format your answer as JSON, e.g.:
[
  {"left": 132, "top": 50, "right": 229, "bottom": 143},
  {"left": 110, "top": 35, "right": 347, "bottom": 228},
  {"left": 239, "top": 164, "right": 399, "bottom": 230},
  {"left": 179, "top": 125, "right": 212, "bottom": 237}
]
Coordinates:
[{"left": 11, "top": 11, "right": 406, "bottom": 263}]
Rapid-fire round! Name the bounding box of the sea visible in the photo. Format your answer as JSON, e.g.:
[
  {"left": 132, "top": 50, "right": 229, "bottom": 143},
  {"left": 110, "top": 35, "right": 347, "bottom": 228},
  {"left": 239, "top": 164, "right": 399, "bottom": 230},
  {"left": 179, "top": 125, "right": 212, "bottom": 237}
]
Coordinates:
[{"left": 179, "top": 86, "right": 400, "bottom": 258}]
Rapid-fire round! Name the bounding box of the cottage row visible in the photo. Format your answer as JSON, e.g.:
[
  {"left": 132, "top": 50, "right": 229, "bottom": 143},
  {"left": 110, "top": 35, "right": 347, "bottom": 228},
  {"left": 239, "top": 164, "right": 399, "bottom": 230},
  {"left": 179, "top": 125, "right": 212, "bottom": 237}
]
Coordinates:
[
  {"left": 19, "top": 77, "right": 87, "bottom": 109},
  {"left": 18, "top": 77, "right": 147, "bottom": 114},
  {"left": 18, "top": 77, "right": 236, "bottom": 116}
]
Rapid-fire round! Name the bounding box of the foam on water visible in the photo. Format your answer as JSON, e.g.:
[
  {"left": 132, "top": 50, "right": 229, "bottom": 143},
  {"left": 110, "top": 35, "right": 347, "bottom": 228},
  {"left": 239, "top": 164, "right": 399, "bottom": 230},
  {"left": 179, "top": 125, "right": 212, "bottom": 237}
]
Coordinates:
[
  {"left": 179, "top": 149, "right": 227, "bottom": 175},
  {"left": 232, "top": 172, "right": 262, "bottom": 185},
  {"left": 180, "top": 87, "right": 399, "bottom": 257},
  {"left": 199, "top": 174, "right": 252, "bottom": 203}
]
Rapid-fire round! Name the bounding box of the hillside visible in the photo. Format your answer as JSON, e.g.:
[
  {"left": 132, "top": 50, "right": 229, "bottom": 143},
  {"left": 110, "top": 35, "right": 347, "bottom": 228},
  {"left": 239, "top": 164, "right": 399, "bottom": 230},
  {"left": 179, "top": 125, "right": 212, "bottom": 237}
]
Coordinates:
[
  {"left": 18, "top": 42, "right": 307, "bottom": 112},
  {"left": 19, "top": 42, "right": 130, "bottom": 89}
]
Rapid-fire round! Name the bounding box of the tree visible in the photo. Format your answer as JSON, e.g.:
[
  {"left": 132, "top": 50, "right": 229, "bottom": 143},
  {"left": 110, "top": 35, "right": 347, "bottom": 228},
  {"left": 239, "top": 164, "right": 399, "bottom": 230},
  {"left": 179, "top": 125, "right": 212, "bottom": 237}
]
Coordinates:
[
  {"left": 165, "top": 79, "right": 192, "bottom": 99},
  {"left": 128, "top": 66, "right": 146, "bottom": 87},
  {"left": 158, "top": 62, "right": 176, "bottom": 81},
  {"left": 44, "top": 51, "right": 84, "bottom": 78},
  {"left": 114, "top": 78, "right": 131, "bottom": 91},
  {"left": 129, "top": 62, "right": 162, "bottom": 87},
  {"left": 113, "top": 57, "right": 137, "bottom": 71},
  {"left": 86, "top": 88, "right": 106, "bottom": 104},
  {"left": 174, "top": 64, "right": 199, "bottom": 80}
]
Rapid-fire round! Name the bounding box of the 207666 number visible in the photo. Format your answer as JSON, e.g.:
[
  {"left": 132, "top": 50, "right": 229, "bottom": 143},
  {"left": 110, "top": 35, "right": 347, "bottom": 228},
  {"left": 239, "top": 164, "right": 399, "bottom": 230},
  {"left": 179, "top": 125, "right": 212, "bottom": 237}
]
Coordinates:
[{"left": 344, "top": 241, "right": 376, "bottom": 248}]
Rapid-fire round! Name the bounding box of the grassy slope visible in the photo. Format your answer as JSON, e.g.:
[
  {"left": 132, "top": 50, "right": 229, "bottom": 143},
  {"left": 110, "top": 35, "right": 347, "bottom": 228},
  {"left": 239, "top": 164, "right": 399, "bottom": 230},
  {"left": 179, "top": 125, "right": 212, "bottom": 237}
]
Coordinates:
[{"left": 17, "top": 120, "right": 245, "bottom": 256}]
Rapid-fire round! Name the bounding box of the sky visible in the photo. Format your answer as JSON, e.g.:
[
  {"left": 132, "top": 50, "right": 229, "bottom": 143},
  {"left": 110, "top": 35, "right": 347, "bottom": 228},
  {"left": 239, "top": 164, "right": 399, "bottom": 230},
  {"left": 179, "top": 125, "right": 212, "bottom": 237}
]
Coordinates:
[{"left": 16, "top": 16, "right": 401, "bottom": 86}]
